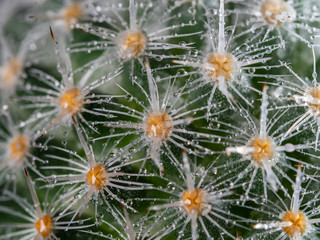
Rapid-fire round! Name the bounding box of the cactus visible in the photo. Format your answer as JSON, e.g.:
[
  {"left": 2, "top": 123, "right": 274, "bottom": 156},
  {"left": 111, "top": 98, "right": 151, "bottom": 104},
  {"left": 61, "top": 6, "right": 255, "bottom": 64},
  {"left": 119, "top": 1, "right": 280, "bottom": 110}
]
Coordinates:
[{"left": 1, "top": 0, "right": 320, "bottom": 239}]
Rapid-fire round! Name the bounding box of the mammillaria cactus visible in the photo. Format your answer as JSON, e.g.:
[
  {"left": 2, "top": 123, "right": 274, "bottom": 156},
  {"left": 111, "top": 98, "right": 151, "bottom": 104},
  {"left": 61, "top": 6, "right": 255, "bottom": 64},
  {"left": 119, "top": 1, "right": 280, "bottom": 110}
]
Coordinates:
[{"left": 1, "top": 0, "right": 320, "bottom": 239}]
